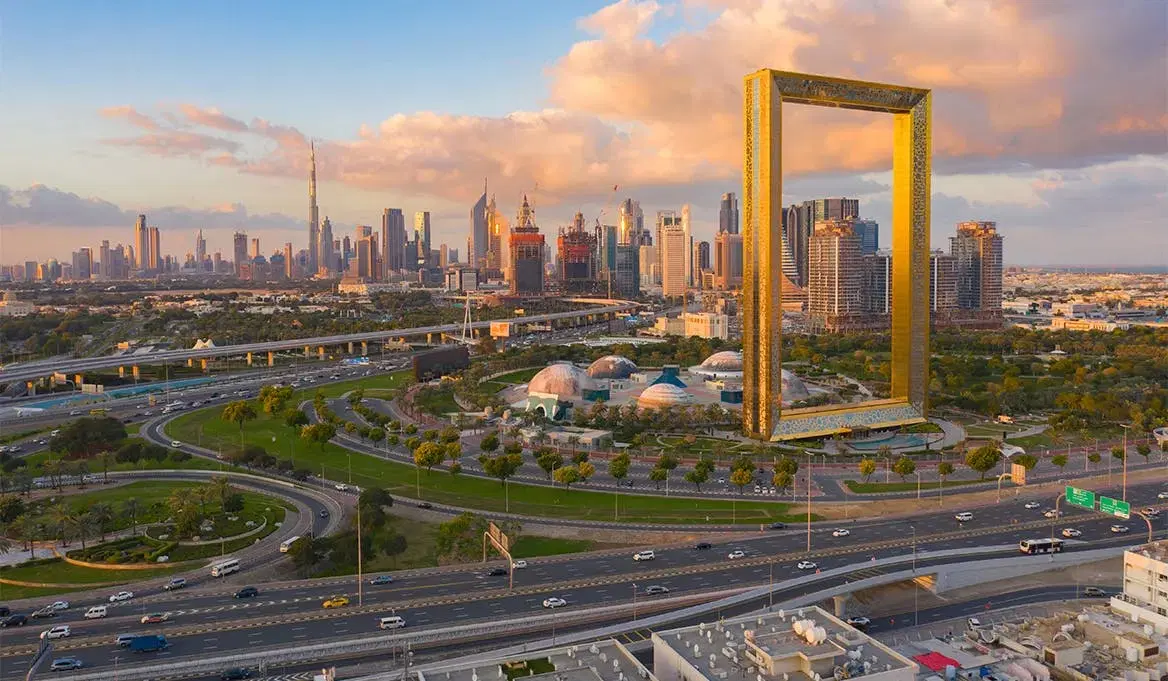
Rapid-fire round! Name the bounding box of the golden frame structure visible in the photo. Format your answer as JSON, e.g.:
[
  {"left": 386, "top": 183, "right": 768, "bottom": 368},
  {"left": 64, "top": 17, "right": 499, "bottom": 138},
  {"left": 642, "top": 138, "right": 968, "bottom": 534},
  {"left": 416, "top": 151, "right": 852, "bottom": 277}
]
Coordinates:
[{"left": 742, "top": 70, "right": 931, "bottom": 441}]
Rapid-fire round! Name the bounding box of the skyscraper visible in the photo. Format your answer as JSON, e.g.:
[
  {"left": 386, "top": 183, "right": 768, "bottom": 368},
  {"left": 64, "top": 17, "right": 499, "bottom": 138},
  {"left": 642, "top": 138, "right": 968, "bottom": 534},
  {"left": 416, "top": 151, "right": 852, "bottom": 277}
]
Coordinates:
[
  {"left": 414, "top": 212, "right": 431, "bottom": 268},
  {"left": 713, "top": 232, "right": 743, "bottom": 290},
  {"left": 807, "top": 219, "right": 863, "bottom": 329},
  {"left": 195, "top": 230, "right": 206, "bottom": 266},
  {"left": 718, "top": 193, "right": 739, "bottom": 235},
  {"left": 71, "top": 248, "right": 92, "bottom": 281},
  {"left": 681, "top": 204, "right": 693, "bottom": 286},
  {"left": 618, "top": 198, "right": 642, "bottom": 245},
  {"left": 660, "top": 222, "right": 687, "bottom": 297},
  {"left": 695, "top": 240, "right": 710, "bottom": 272},
  {"left": 318, "top": 217, "right": 335, "bottom": 275},
  {"left": 250, "top": 238, "right": 261, "bottom": 260},
  {"left": 853, "top": 219, "right": 879, "bottom": 255},
  {"left": 470, "top": 180, "right": 488, "bottom": 270},
  {"left": 929, "top": 250, "right": 958, "bottom": 312},
  {"left": 356, "top": 236, "right": 375, "bottom": 279},
  {"left": 486, "top": 194, "right": 509, "bottom": 277},
  {"left": 233, "top": 232, "right": 248, "bottom": 277},
  {"left": 382, "top": 208, "right": 406, "bottom": 275},
  {"left": 950, "top": 221, "right": 1003, "bottom": 314},
  {"left": 785, "top": 198, "right": 860, "bottom": 288},
  {"left": 99, "top": 240, "right": 112, "bottom": 279},
  {"left": 147, "top": 227, "right": 161, "bottom": 272},
  {"left": 134, "top": 214, "right": 148, "bottom": 270},
  {"left": 509, "top": 195, "right": 544, "bottom": 295},
  {"left": 284, "top": 242, "right": 294, "bottom": 279},
  {"left": 307, "top": 141, "right": 320, "bottom": 276}
]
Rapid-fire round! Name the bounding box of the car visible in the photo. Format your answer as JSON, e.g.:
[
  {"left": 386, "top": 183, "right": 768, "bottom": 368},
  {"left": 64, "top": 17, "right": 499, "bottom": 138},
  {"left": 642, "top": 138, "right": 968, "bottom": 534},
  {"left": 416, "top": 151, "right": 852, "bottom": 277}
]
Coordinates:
[
  {"left": 84, "top": 606, "right": 108, "bottom": 619},
  {"left": 1159, "top": 491, "right": 1168, "bottom": 500},
  {"left": 1082, "top": 586, "right": 1108, "bottom": 597},
  {"left": 1023, "top": 501, "right": 1041, "bottom": 509},
  {"left": 221, "top": 669, "right": 253, "bottom": 680},
  {"left": 416, "top": 502, "right": 433, "bottom": 509},
  {"left": 164, "top": 578, "right": 187, "bottom": 591},
  {"left": 633, "top": 550, "right": 656, "bottom": 562},
  {"left": 322, "top": 596, "right": 350, "bottom": 609},
  {"left": 69, "top": 410, "right": 81, "bottom": 416},
  {"left": 1043, "top": 509, "right": 1062, "bottom": 519},
  {"left": 768, "top": 522, "right": 787, "bottom": 530},
  {"left": 335, "top": 483, "right": 349, "bottom": 492},
  {"left": 234, "top": 587, "right": 259, "bottom": 599},
  {"left": 2, "top": 614, "right": 28, "bottom": 627},
  {"left": 955, "top": 512, "right": 974, "bottom": 522},
  {"left": 115, "top": 634, "right": 138, "bottom": 648},
  {"left": 369, "top": 575, "right": 394, "bottom": 585},
  {"left": 832, "top": 528, "right": 850, "bottom": 537},
  {"left": 109, "top": 590, "right": 134, "bottom": 602},
  {"left": 1111, "top": 524, "right": 1130, "bottom": 533},
  {"left": 728, "top": 550, "right": 746, "bottom": 560},
  {"left": 50, "top": 601, "right": 70, "bottom": 611},
  {"left": 41, "top": 625, "right": 71, "bottom": 640},
  {"left": 50, "top": 657, "right": 83, "bottom": 672},
  {"left": 1061, "top": 528, "right": 1082, "bottom": 538},
  {"left": 319, "top": 509, "right": 329, "bottom": 518},
  {"left": 32, "top": 606, "right": 57, "bottom": 618},
  {"left": 487, "top": 567, "right": 507, "bottom": 577},
  {"left": 170, "top": 440, "right": 182, "bottom": 448},
  {"left": 694, "top": 542, "right": 712, "bottom": 550},
  {"left": 797, "top": 560, "right": 817, "bottom": 570},
  {"left": 140, "top": 612, "right": 169, "bottom": 624},
  {"left": 1142, "top": 507, "right": 1161, "bottom": 518},
  {"left": 512, "top": 560, "right": 528, "bottom": 569},
  {"left": 846, "top": 616, "right": 871, "bottom": 629},
  {"left": 542, "top": 597, "right": 567, "bottom": 609},
  {"left": 644, "top": 585, "right": 670, "bottom": 596},
  {"left": 967, "top": 617, "right": 983, "bottom": 629}
]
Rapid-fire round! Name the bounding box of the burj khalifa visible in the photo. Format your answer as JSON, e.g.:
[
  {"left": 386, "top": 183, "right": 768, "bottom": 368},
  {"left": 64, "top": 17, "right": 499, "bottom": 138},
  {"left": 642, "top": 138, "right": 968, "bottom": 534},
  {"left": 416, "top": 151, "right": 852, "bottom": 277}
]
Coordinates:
[{"left": 307, "top": 141, "right": 320, "bottom": 275}]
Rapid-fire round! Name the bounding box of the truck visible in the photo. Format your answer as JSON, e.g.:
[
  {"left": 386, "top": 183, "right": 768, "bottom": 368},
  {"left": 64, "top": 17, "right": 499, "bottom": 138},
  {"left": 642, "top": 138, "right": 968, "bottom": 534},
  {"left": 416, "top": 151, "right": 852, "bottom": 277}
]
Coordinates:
[{"left": 129, "top": 634, "right": 169, "bottom": 653}]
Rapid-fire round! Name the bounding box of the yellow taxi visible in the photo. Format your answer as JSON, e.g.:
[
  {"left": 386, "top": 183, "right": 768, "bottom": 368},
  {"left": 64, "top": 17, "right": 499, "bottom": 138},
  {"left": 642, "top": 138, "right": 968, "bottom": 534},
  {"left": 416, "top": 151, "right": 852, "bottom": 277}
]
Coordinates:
[{"left": 322, "top": 596, "right": 351, "bottom": 609}]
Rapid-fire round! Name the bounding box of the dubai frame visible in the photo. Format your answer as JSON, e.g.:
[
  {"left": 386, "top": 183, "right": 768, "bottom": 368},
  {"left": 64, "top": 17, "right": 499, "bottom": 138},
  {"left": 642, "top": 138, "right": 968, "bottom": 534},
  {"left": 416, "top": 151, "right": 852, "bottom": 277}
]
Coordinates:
[{"left": 742, "top": 70, "right": 931, "bottom": 441}]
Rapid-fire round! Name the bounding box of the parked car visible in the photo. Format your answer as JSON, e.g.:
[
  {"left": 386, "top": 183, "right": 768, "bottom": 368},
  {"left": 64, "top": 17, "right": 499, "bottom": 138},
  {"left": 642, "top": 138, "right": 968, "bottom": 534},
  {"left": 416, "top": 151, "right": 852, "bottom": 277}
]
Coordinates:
[{"left": 234, "top": 587, "right": 259, "bottom": 599}]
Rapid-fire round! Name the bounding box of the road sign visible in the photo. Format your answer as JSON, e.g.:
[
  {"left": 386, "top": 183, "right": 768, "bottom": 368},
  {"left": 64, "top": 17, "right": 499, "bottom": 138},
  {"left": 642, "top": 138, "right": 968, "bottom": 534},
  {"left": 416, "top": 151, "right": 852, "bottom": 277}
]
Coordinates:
[
  {"left": 1065, "top": 486, "right": 1095, "bottom": 510},
  {"left": 1099, "top": 496, "right": 1130, "bottom": 519}
]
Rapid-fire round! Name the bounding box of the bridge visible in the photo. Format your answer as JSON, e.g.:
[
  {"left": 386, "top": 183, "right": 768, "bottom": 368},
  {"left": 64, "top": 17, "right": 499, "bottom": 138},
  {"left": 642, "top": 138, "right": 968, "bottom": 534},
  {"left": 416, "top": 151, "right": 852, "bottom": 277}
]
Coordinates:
[{"left": 0, "top": 299, "right": 639, "bottom": 385}]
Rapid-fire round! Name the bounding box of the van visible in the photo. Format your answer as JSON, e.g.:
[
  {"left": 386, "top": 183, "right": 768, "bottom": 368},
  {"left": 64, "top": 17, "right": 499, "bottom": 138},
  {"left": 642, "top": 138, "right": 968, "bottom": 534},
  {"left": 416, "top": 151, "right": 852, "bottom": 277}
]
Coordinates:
[
  {"left": 84, "top": 606, "right": 108, "bottom": 619},
  {"left": 379, "top": 616, "right": 406, "bottom": 630}
]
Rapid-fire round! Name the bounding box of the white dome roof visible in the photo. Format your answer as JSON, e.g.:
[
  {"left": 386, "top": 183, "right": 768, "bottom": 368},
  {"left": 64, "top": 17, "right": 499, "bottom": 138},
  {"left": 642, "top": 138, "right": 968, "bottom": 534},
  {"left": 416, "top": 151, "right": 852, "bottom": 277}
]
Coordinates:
[
  {"left": 637, "top": 383, "right": 695, "bottom": 408},
  {"left": 781, "top": 369, "right": 811, "bottom": 402},
  {"left": 587, "top": 355, "right": 638, "bottom": 379},
  {"left": 527, "top": 363, "right": 591, "bottom": 397},
  {"left": 700, "top": 350, "right": 743, "bottom": 372}
]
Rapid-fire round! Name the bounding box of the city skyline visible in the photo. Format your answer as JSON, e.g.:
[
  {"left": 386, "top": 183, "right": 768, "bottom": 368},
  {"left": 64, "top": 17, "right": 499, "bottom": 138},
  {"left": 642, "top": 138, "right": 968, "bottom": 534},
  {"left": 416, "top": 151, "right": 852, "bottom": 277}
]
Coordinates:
[{"left": 0, "top": 1, "right": 1164, "bottom": 266}]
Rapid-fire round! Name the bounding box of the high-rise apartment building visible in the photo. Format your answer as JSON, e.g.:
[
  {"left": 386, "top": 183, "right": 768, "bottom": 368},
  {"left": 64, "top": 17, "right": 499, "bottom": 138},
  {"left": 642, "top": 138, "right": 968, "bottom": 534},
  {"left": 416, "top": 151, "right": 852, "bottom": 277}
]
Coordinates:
[
  {"left": 557, "top": 212, "right": 598, "bottom": 293},
  {"left": 784, "top": 198, "right": 860, "bottom": 288},
  {"left": 23, "top": 261, "right": 37, "bottom": 282},
  {"left": 950, "top": 221, "right": 1003, "bottom": 314},
  {"left": 485, "top": 194, "right": 508, "bottom": 278},
  {"left": 929, "top": 251, "right": 958, "bottom": 312},
  {"left": 319, "top": 217, "right": 335, "bottom": 275},
  {"left": 807, "top": 219, "right": 863, "bottom": 329},
  {"left": 382, "top": 208, "right": 406, "bottom": 275},
  {"left": 660, "top": 223, "right": 687, "bottom": 298},
  {"left": 99, "top": 241, "right": 112, "bottom": 279},
  {"left": 233, "top": 232, "right": 248, "bottom": 276},
  {"left": 614, "top": 244, "right": 640, "bottom": 298},
  {"left": 413, "top": 212, "right": 431, "bottom": 268},
  {"left": 508, "top": 196, "right": 544, "bottom": 295},
  {"left": 195, "top": 230, "right": 206, "bottom": 267},
  {"left": 307, "top": 141, "right": 320, "bottom": 275},
  {"left": 147, "top": 226, "right": 161, "bottom": 272},
  {"left": 853, "top": 219, "right": 879, "bottom": 255},
  {"left": 638, "top": 245, "right": 659, "bottom": 286},
  {"left": 695, "top": 240, "right": 710, "bottom": 272},
  {"left": 863, "top": 251, "right": 891, "bottom": 314},
  {"left": 71, "top": 248, "right": 93, "bottom": 281},
  {"left": 470, "top": 181, "right": 488, "bottom": 270},
  {"left": 439, "top": 244, "right": 449, "bottom": 269},
  {"left": 718, "top": 193, "right": 739, "bottom": 235},
  {"left": 284, "top": 243, "right": 294, "bottom": 279},
  {"left": 250, "top": 238, "right": 261, "bottom": 260},
  {"left": 356, "top": 236, "right": 376, "bottom": 279},
  {"left": 713, "top": 232, "right": 743, "bottom": 290},
  {"left": 134, "top": 214, "right": 148, "bottom": 271}
]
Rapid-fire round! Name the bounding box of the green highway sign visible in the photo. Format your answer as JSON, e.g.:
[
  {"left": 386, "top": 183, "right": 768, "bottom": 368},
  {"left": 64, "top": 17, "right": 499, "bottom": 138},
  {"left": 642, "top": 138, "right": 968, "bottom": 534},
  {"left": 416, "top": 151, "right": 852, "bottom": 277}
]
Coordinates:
[
  {"left": 1099, "top": 496, "right": 1130, "bottom": 519},
  {"left": 1065, "top": 486, "right": 1096, "bottom": 510}
]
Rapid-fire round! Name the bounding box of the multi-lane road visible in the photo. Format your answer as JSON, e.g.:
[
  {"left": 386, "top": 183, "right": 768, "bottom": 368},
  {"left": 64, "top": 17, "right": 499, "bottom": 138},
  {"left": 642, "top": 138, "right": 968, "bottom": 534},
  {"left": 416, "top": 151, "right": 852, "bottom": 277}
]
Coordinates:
[{"left": 3, "top": 479, "right": 1163, "bottom": 680}]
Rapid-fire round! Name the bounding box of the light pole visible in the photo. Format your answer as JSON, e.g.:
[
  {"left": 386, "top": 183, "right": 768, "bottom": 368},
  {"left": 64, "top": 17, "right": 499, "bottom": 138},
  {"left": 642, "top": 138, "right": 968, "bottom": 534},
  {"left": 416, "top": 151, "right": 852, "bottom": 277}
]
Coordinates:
[
  {"left": 1120, "top": 423, "right": 1130, "bottom": 501},
  {"left": 883, "top": 456, "right": 891, "bottom": 483},
  {"left": 806, "top": 451, "right": 812, "bottom": 555},
  {"left": 769, "top": 560, "right": 775, "bottom": 608},
  {"left": 910, "top": 524, "right": 918, "bottom": 626},
  {"left": 914, "top": 471, "right": 922, "bottom": 500},
  {"left": 632, "top": 582, "right": 638, "bottom": 621},
  {"left": 347, "top": 452, "right": 352, "bottom": 484}
]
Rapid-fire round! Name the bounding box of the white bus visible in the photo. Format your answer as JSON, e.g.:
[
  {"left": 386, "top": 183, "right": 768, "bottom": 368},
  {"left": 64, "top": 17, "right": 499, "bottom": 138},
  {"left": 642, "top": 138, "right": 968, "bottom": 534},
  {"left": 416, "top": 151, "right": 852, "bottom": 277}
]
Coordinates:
[
  {"left": 210, "top": 559, "right": 241, "bottom": 577},
  {"left": 279, "top": 536, "right": 301, "bottom": 554},
  {"left": 1019, "top": 538, "right": 1064, "bottom": 555}
]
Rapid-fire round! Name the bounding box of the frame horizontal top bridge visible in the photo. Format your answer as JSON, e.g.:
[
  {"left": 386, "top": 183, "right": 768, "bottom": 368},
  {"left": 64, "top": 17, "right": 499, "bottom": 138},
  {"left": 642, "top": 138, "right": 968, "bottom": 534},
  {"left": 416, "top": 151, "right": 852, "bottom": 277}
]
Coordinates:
[{"left": 752, "top": 69, "right": 930, "bottom": 114}]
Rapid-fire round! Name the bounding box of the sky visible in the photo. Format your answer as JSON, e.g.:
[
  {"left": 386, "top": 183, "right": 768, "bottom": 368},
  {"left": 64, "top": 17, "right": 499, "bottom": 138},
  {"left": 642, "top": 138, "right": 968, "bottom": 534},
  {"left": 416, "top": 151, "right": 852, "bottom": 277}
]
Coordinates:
[{"left": 0, "top": 0, "right": 1165, "bottom": 267}]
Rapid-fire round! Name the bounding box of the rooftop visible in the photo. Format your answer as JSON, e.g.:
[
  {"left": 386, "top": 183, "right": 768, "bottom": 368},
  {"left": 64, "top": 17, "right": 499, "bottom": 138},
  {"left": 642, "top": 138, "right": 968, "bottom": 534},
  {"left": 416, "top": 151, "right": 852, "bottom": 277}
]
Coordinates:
[
  {"left": 1127, "top": 539, "right": 1168, "bottom": 563},
  {"left": 418, "top": 640, "right": 654, "bottom": 681}
]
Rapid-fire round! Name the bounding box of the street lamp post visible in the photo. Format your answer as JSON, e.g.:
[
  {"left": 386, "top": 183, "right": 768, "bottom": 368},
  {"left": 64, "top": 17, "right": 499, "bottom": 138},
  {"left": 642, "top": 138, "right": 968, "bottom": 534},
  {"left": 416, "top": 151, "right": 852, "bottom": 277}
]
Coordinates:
[
  {"left": 1120, "top": 423, "right": 1130, "bottom": 501},
  {"left": 914, "top": 471, "right": 922, "bottom": 500},
  {"left": 910, "top": 524, "right": 918, "bottom": 626},
  {"left": 632, "top": 582, "right": 637, "bottom": 621},
  {"left": 806, "top": 451, "right": 813, "bottom": 555}
]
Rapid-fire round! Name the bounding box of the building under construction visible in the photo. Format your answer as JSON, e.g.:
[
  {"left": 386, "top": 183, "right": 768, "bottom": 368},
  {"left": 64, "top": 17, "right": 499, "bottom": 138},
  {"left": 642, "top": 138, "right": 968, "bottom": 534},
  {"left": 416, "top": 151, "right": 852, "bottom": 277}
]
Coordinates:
[
  {"left": 556, "top": 212, "right": 599, "bottom": 293},
  {"left": 509, "top": 195, "right": 545, "bottom": 296}
]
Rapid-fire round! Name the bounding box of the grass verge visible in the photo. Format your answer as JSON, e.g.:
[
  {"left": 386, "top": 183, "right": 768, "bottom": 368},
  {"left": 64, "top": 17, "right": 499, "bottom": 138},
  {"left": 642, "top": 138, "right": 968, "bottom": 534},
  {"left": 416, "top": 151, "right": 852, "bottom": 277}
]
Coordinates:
[
  {"left": 0, "top": 559, "right": 185, "bottom": 599},
  {"left": 844, "top": 478, "right": 1007, "bottom": 494}
]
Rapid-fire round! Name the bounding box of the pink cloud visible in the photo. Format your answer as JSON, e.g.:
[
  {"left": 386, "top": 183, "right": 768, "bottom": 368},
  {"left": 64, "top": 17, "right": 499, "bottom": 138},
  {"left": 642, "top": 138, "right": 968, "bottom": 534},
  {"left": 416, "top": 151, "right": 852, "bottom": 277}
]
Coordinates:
[
  {"left": 105, "top": 131, "right": 240, "bottom": 158},
  {"left": 99, "top": 105, "right": 159, "bottom": 130},
  {"left": 178, "top": 104, "right": 249, "bottom": 132}
]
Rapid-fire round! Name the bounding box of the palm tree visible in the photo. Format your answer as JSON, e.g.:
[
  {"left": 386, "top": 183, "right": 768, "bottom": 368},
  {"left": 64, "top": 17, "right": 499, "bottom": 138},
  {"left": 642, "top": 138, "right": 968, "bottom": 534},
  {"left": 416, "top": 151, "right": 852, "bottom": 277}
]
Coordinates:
[
  {"left": 43, "top": 459, "right": 63, "bottom": 491},
  {"left": 13, "top": 515, "right": 40, "bottom": 556},
  {"left": 95, "top": 451, "right": 115, "bottom": 484},
  {"left": 48, "top": 503, "right": 78, "bottom": 546},
  {"left": 76, "top": 512, "right": 97, "bottom": 549},
  {"left": 122, "top": 497, "right": 141, "bottom": 536},
  {"left": 221, "top": 401, "right": 258, "bottom": 443},
  {"left": 210, "top": 476, "right": 233, "bottom": 508},
  {"left": 89, "top": 503, "right": 115, "bottom": 541},
  {"left": 0, "top": 524, "right": 15, "bottom": 555}
]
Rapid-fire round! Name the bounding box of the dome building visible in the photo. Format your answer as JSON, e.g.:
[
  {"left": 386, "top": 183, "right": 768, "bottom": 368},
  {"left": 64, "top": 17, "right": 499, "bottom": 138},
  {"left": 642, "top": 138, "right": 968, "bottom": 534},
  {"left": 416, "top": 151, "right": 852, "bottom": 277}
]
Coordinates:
[
  {"left": 636, "top": 383, "right": 696, "bottom": 409},
  {"left": 781, "top": 369, "right": 811, "bottom": 403},
  {"left": 689, "top": 350, "right": 744, "bottom": 379},
  {"left": 587, "top": 355, "right": 638, "bottom": 380},
  {"left": 525, "top": 362, "right": 606, "bottom": 420}
]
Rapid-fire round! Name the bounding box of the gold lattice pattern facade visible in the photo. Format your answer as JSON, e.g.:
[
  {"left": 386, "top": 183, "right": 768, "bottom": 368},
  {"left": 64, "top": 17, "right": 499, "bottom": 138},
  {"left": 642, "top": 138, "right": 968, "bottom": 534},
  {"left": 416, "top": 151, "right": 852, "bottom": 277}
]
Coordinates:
[{"left": 742, "top": 70, "right": 932, "bottom": 441}]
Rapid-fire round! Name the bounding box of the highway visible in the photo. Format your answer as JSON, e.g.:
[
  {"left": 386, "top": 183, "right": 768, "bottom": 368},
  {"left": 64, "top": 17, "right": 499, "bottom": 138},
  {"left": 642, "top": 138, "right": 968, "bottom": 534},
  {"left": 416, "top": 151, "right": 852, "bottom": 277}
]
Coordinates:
[
  {"left": 0, "top": 302, "right": 637, "bottom": 384},
  {"left": 3, "top": 479, "right": 1163, "bottom": 680}
]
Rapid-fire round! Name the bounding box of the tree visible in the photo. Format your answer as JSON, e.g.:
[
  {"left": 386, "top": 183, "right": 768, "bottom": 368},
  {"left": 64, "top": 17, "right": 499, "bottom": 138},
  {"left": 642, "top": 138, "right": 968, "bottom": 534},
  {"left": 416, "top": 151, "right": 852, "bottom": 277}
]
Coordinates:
[
  {"left": 301, "top": 423, "right": 337, "bottom": 451},
  {"left": 435, "top": 512, "right": 490, "bottom": 564},
  {"left": 892, "top": 456, "right": 916, "bottom": 482},
  {"left": 776, "top": 456, "right": 799, "bottom": 477},
  {"left": 439, "top": 427, "right": 461, "bottom": 444},
  {"left": 423, "top": 430, "right": 439, "bottom": 442},
  {"left": 937, "top": 461, "right": 954, "bottom": 479},
  {"left": 369, "top": 427, "right": 385, "bottom": 444},
  {"left": 729, "top": 468, "right": 752, "bottom": 494},
  {"left": 965, "top": 445, "right": 1002, "bottom": 480},
  {"left": 347, "top": 388, "right": 365, "bottom": 408},
  {"left": 503, "top": 441, "right": 523, "bottom": 456},
  {"left": 1136, "top": 443, "right": 1151, "bottom": 461},
  {"left": 413, "top": 442, "right": 446, "bottom": 473},
  {"left": 261, "top": 385, "right": 295, "bottom": 414},
  {"left": 553, "top": 464, "right": 581, "bottom": 489},
  {"left": 479, "top": 453, "right": 523, "bottom": 486},
  {"left": 1111, "top": 445, "right": 1125, "bottom": 461},
  {"left": 684, "top": 466, "right": 709, "bottom": 491},
  {"left": 48, "top": 417, "right": 127, "bottom": 459},
  {"left": 608, "top": 452, "right": 630, "bottom": 484},
  {"left": 289, "top": 534, "right": 323, "bottom": 577},
  {"left": 480, "top": 432, "right": 500, "bottom": 455},
  {"left": 223, "top": 493, "right": 244, "bottom": 513},
  {"left": 404, "top": 423, "right": 418, "bottom": 435},
  {"left": 0, "top": 496, "right": 24, "bottom": 523},
  {"left": 1013, "top": 454, "right": 1038, "bottom": 471},
  {"left": 1051, "top": 454, "right": 1068, "bottom": 470},
  {"left": 578, "top": 461, "right": 595, "bottom": 483},
  {"left": 444, "top": 442, "right": 462, "bottom": 462},
  {"left": 89, "top": 502, "right": 114, "bottom": 541},
  {"left": 536, "top": 451, "right": 564, "bottom": 479},
  {"left": 222, "top": 401, "right": 257, "bottom": 440},
  {"left": 648, "top": 467, "right": 668, "bottom": 490},
  {"left": 572, "top": 450, "right": 589, "bottom": 465},
  {"left": 381, "top": 532, "right": 408, "bottom": 567},
  {"left": 773, "top": 470, "right": 793, "bottom": 495},
  {"left": 387, "top": 434, "right": 400, "bottom": 446},
  {"left": 858, "top": 458, "right": 877, "bottom": 483},
  {"left": 122, "top": 497, "right": 140, "bottom": 536}
]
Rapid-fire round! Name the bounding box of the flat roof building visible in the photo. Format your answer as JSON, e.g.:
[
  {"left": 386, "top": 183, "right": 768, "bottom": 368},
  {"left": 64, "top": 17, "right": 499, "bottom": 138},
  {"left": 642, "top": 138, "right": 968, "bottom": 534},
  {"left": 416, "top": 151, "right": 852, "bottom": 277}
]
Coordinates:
[{"left": 418, "top": 639, "right": 656, "bottom": 681}]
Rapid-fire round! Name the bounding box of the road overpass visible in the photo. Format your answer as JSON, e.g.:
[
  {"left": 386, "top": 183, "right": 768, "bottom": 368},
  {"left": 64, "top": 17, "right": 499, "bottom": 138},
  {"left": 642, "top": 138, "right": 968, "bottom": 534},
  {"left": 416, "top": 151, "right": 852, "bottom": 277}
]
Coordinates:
[{"left": 0, "top": 300, "right": 638, "bottom": 384}]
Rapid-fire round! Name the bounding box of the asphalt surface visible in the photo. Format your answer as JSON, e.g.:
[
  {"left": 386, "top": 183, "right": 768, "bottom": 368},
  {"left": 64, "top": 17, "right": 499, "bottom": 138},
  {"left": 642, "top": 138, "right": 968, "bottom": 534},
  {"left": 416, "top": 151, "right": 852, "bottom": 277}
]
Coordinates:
[{"left": 3, "top": 479, "right": 1164, "bottom": 680}]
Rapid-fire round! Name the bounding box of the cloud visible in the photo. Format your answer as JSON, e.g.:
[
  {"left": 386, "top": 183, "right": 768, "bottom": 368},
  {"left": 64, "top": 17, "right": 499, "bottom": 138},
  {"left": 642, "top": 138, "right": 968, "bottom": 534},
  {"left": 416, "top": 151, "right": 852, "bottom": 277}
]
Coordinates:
[
  {"left": 578, "top": 0, "right": 665, "bottom": 41},
  {"left": 105, "top": 131, "right": 241, "bottom": 158},
  {"left": 99, "top": 105, "right": 159, "bottom": 131},
  {"left": 178, "top": 104, "right": 249, "bottom": 133}
]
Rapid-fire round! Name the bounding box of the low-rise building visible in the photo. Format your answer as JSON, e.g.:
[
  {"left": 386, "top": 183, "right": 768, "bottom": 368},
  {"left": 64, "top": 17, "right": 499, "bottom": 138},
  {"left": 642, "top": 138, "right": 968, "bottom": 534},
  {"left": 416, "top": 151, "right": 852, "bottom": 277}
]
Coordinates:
[{"left": 1113, "top": 540, "right": 1168, "bottom": 633}]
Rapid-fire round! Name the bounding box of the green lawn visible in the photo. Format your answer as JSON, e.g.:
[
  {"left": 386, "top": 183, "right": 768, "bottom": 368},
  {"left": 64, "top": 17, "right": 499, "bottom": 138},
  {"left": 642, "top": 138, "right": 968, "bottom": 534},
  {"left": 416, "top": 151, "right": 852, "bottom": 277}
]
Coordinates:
[
  {"left": 510, "top": 535, "right": 608, "bottom": 559},
  {"left": 0, "top": 558, "right": 184, "bottom": 599},
  {"left": 657, "top": 436, "right": 748, "bottom": 453},
  {"left": 490, "top": 367, "right": 543, "bottom": 385},
  {"left": 844, "top": 478, "right": 1008, "bottom": 494},
  {"left": 22, "top": 445, "right": 228, "bottom": 476},
  {"left": 413, "top": 386, "right": 460, "bottom": 416},
  {"left": 168, "top": 402, "right": 808, "bottom": 525}
]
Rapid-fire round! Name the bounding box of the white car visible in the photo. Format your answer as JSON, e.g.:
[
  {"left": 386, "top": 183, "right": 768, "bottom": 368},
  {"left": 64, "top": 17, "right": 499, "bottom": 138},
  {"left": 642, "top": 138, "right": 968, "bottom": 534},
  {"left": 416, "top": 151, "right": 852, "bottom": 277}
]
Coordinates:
[
  {"left": 832, "top": 528, "right": 850, "bottom": 538},
  {"left": 170, "top": 440, "right": 182, "bottom": 448},
  {"left": 1023, "top": 501, "right": 1040, "bottom": 509},
  {"left": 1142, "top": 507, "right": 1161, "bottom": 518},
  {"left": 633, "top": 550, "right": 656, "bottom": 562},
  {"left": 542, "top": 597, "right": 567, "bottom": 609},
  {"left": 108, "top": 590, "right": 134, "bottom": 602},
  {"left": 512, "top": 559, "right": 528, "bottom": 569},
  {"left": 728, "top": 550, "right": 746, "bottom": 560},
  {"left": 1159, "top": 491, "right": 1168, "bottom": 500},
  {"left": 1043, "top": 509, "right": 1062, "bottom": 519},
  {"left": 797, "top": 560, "right": 817, "bottom": 570},
  {"left": 335, "top": 483, "right": 349, "bottom": 492},
  {"left": 50, "top": 601, "right": 70, "bottom": 611},
  {"left": 1061, "top": 528, "right": 1082, "bottom": 538},
  {"left": 1110, "top": 524, "right": 1130, "bottom": 533},
  {"left": 955, "top": 512, "right": 974, "bottom": 522},
  {"left": 846, "top": 616, "right": 871, "bottom": 628},
  {"left": 41, "top": 625, "right": 71, "bottom": 640}
]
